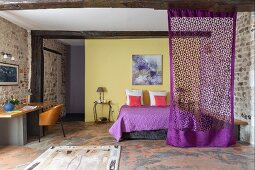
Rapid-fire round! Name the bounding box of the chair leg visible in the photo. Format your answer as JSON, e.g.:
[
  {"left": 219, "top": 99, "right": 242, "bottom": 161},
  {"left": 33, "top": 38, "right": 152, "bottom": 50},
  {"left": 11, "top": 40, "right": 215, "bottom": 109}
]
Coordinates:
[
  {"left": 38, "top": 126, "right": 41, "bottom": 142},
  {"left": 42, "top": 126, "right": 45, "bottom": 136},
  {"left": 60, "top": 118, "right": 66, "bottom": 137}
]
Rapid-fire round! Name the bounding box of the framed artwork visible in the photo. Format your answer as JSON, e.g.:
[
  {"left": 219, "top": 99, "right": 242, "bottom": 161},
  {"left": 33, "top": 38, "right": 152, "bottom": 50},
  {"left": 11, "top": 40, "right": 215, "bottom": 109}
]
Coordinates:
[
  {"left": 132, "top": 54, "right": 162, "bottom": 85},
  {"left": 0, "top": 62, "right": 19, "bottom": 85}
]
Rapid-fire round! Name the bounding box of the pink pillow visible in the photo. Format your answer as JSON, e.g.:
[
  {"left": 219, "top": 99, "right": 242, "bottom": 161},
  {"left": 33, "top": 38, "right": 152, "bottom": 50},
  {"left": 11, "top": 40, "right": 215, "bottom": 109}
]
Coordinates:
[
  {"left": 155, "top": 96, "right": 167, "bottom": 106},
  {"left": 129, "top": 96, "right": 141, "bottom": 107}
]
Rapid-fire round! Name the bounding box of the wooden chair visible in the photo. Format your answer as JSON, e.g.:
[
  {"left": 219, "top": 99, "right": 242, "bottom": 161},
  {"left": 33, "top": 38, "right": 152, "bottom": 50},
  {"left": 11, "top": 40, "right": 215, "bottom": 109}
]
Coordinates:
[{"left": 39, "top": 104, "right": 65, "bottom": 142}]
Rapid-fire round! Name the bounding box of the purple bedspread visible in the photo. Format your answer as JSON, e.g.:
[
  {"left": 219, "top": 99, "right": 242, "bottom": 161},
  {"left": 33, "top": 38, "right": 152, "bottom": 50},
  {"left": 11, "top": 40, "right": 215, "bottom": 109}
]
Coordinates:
[{"left": 109, "top": 105, "right": 170, "bottom": 141}]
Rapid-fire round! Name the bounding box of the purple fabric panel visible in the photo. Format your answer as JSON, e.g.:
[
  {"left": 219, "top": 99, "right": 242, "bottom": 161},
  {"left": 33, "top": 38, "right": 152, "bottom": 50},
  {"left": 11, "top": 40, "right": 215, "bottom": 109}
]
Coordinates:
[
  {"left": 168, "top": 9, "right": 236, "bottom": 18},
  {"left": 168, "top": 10, "right": 174, "bottom": 132},
  {"left": 109, "top": 105, "right": 169, "bottom": 141},
  {"left": 171, "top": 31, "right": 211, "bottom": 37},
  {"left": 167, "top": 9, "right": 237, "bottom": 147},
  {"left": 230, "top": 12, "right": 237, "bottom": 127},
  {"left": 167, "top": 128, "right": 236, "bottom": 147}
]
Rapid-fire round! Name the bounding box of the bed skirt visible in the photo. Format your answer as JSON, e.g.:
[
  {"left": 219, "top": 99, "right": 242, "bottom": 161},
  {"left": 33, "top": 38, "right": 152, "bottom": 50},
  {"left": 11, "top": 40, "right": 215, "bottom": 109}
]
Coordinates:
[{"left": 122, "top": 129, "right": 167, "bottom": 140}]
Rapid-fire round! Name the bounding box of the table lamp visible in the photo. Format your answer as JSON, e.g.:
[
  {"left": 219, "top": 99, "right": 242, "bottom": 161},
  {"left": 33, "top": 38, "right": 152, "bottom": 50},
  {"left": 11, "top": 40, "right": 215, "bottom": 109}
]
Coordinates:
[{"left": 96, "top": 87, "right": 104, "bottom": 102}]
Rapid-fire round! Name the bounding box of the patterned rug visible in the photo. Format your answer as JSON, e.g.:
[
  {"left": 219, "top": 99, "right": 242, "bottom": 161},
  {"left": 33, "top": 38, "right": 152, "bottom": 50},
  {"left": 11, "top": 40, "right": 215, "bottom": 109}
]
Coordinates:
[{"left": 24, "top": 145, "right": 121, "bottom": 170}]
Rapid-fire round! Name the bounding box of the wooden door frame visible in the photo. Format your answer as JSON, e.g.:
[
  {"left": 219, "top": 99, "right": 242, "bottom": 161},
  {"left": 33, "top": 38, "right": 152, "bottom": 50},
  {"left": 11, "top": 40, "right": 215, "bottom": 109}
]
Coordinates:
[{"left": 30, "top": 30, "right": 168, "bottom": 103}]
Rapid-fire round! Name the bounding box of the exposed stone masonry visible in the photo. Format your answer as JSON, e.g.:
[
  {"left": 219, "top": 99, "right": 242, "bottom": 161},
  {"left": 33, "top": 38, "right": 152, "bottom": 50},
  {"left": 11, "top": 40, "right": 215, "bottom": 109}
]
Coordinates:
[
  {"left": 43, "top": 39, "right": 70, "bottom": 115},
  {"left": 0, "top": 17, "right": 70, "bottom": 116},
  {"left": 0, "top": 17, "right": 30, "bottom": 104},
  {"left": 235, "top": 12, "right": 255, "bottom": 144}
]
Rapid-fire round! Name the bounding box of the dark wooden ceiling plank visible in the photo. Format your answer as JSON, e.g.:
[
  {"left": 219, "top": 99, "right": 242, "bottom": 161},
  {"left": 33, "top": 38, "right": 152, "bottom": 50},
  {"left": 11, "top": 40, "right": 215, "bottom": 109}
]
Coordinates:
[
  {"left": 0, "top": 0, "right": 254, "bottom": 11},
  {"left": 31, "top": 30, "right": 169, "bottom": 39}
]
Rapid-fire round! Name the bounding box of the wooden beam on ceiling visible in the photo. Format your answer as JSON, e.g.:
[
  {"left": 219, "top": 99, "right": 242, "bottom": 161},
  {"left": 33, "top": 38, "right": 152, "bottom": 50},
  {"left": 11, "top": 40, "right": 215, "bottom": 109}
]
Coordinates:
[
  {"left": 31, "top": 30, "right": 169, "bottom": 39},
  {"left": 0, "top": 0, "right": 254, "bottom": 11}
]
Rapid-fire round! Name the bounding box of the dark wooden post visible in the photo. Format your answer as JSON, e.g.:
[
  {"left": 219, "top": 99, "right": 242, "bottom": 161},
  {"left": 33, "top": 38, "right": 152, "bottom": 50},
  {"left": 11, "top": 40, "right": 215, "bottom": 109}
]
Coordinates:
[
  {"left": 27, "top": 35, "right": 44, "bottom": 137},
  {"left": 31, "top": 35, "right": 44, "bottom": 102}
]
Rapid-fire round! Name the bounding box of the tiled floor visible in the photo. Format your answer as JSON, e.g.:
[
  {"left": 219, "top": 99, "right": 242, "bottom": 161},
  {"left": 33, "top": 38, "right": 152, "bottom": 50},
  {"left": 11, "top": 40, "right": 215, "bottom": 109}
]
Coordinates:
[{"left": 0, "top": 122, "right": 254, "bottom": 170}]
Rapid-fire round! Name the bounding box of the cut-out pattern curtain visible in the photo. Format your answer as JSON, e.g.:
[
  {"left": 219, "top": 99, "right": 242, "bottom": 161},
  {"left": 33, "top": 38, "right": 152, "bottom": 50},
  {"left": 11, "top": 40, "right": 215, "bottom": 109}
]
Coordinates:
[{"left": 167, "top": 9, "right": 237, "bottom": 147}]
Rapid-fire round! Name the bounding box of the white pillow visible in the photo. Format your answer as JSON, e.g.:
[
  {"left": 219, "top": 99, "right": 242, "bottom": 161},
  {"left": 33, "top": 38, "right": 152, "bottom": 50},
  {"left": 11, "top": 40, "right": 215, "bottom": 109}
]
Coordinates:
[
  {"left": 126, "top": 89, "right": 144, "bottom": 105},
  {"left": 149, "top": 91, "right": 167, "bottom": 106}
]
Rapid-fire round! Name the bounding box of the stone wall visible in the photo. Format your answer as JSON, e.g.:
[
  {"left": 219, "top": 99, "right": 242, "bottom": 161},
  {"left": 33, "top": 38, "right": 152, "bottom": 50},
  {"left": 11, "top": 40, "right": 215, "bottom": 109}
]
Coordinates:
[
  {"left": 43, "top": 39, "right": 70, "bottom": 115},
  {"left": 0, "top": 17, "right": 30, "bottom": 104},
  {"left": 235, "top": 12, "right": 255, "bottom": 145},
  {"left": 0, "top": 17, "right": 69, "bottom": 115}
]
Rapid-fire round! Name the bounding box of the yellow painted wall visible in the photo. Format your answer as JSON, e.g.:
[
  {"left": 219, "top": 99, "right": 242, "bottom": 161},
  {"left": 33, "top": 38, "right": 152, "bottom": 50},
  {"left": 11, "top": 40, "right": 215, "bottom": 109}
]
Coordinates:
[{"left": 85, "top": 38, "right": 169, "bottom": 122}]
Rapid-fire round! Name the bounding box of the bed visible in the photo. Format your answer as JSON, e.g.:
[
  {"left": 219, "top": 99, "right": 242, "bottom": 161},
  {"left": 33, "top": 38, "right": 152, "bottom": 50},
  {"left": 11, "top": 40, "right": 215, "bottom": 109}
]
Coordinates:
[{"left": 109, "top": 105, "right": 169, "bottom": 141}]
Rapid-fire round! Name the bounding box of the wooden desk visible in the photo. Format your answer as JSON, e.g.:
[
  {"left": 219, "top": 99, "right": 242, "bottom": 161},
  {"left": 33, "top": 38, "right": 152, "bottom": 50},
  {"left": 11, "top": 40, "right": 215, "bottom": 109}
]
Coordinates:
[
  {"left": 0, "top": 102, "right": 57, "bottom": 118},
  {"left": 0, "top": 106, "right": 41, "bottom": 118},
  {"left": 0, "top": 102, "right": 57, "bottom": 145}
]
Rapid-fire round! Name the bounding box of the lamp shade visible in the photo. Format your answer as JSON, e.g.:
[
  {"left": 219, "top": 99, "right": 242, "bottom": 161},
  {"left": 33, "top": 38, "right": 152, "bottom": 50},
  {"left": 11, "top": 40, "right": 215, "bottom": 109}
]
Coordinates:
[{"left": 96, "top": 87, "right": 104, "bottom": 92}]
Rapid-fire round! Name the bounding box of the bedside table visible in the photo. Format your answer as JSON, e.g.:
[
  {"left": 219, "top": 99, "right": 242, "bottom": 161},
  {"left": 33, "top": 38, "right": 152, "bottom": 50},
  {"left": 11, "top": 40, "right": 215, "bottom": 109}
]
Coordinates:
[{"left": 93, "top": 101, "right": 112, "bottom": 123}]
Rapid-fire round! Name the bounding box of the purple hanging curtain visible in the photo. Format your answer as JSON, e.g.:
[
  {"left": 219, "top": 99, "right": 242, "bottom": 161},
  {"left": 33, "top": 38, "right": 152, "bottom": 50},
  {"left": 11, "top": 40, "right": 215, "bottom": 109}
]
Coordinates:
[{"left": 167, "top": 9, "right": 237, "bottom": 147}]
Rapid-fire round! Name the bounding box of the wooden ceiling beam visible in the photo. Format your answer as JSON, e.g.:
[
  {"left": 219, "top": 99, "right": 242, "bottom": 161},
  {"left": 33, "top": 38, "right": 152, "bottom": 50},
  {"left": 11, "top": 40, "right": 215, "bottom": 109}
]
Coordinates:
[
  {"left": 0, "top": 0, "right": 254, "bottom": 11},
  {"left": 31, "top": 30, "right": 169, "bottom": 39}
]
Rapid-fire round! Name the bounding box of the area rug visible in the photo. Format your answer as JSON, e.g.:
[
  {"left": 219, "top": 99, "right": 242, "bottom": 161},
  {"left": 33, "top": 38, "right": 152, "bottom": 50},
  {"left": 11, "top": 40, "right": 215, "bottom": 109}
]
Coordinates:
[{"left": 24, "top": 145, "right": 121, "bottom": 170}]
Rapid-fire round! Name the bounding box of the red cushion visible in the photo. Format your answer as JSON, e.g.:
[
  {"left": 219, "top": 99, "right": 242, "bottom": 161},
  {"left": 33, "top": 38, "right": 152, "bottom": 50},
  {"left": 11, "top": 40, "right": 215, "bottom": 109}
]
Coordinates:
[
  {"left": 129, "top": 96, "right": 141, "bottom": 107},
  {"left": 154, "top": 96, "right": 167, "bottom": 106}
]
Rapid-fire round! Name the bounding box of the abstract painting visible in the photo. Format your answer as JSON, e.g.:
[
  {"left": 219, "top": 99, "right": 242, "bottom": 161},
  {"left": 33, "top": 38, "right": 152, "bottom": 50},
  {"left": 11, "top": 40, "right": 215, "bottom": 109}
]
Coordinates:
[
  {"left": 132, "top": 55, "right": 162, "bottom": 85},
  {"left": 0, "top": 63, "right": 19, "bottom": 85}
]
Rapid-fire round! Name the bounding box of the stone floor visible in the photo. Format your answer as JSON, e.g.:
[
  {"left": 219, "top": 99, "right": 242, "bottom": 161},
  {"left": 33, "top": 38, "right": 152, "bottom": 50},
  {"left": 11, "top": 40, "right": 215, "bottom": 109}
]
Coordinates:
[{"left": 0, "top": 122, "right": 254, "bottom": 170}]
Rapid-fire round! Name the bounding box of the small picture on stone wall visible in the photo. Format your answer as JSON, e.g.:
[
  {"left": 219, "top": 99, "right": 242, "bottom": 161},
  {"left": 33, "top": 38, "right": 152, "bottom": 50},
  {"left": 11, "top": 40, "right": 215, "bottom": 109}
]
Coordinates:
[
  {"left": 0, "top": 62, "right": 19, "bottom": 85},
  {"left": 132, "top": 54, "right": 162, "bottom": 85}
]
